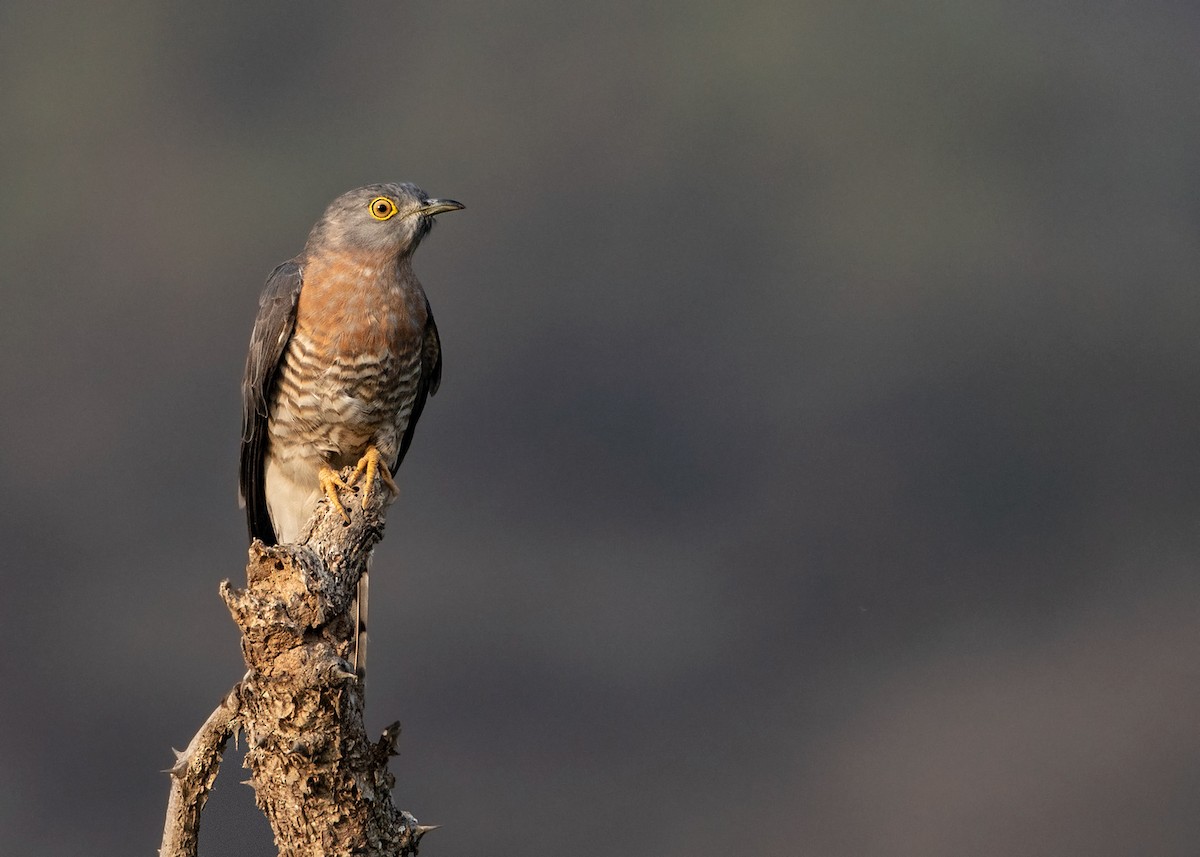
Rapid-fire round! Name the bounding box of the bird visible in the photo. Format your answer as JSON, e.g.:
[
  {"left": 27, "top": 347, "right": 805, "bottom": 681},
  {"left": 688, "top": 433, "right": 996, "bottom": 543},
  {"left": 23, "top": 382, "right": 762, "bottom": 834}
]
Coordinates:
[{"left": 239, "top": 182, "right": 462, "bottom": 678}]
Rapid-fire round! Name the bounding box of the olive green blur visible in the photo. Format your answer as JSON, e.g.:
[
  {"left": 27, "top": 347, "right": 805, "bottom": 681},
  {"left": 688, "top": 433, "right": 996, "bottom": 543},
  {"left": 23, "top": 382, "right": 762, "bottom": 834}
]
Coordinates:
[{"left": 1, "top": 2, "right": 1197, "bottom": 855}]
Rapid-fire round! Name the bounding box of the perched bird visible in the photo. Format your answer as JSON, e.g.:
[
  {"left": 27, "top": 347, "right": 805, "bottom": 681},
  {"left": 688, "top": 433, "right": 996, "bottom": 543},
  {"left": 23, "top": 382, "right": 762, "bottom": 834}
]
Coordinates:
[{"left": 239, "top": 182, "right": 462, "bottom": 676}]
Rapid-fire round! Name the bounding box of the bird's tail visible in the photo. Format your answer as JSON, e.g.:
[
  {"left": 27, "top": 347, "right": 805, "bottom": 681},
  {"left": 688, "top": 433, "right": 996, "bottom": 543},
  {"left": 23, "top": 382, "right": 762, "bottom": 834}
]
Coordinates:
[{"left": 353, "top": 557, "right": 370, "bottom": 681}]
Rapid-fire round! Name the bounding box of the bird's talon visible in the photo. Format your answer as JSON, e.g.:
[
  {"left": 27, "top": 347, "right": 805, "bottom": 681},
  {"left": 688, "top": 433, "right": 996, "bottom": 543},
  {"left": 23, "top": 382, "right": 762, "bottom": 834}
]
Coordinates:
[
  {"left": 351, "top": 445, "right": 397, "bottom": 509},
  {"left": 318, "top": 466, "right": 353, "bottom": 523}
]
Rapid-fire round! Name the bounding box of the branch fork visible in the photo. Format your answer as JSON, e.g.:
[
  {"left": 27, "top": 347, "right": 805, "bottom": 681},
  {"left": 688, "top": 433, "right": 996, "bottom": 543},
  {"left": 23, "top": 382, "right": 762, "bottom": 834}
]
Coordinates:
[{"left": 161, "top": 467, "right": 431, "bottom": 857}]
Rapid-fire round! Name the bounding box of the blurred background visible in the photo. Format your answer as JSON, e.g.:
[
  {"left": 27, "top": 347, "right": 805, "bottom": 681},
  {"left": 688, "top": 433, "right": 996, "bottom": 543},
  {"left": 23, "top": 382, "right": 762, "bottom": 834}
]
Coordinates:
[{"left": 2, "top": 1, "right": 1198, "bottom": 854}]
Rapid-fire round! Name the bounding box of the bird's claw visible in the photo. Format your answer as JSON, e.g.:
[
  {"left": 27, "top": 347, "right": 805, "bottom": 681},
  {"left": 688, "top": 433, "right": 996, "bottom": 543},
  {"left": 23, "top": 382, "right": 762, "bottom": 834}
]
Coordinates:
[
  {"left": 318, "top": 466, "right": 353, "bottom": 523},
  {"left": 346, "top": 445, "right": 398, "bottom": 509}
]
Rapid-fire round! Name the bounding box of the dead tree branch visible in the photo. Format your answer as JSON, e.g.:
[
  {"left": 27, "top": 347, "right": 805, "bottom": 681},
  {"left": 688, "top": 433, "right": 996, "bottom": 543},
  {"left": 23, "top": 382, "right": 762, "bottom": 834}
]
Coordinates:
[
  {"left": 161, "top": 470, "right": 433, "bottom": 857},
  {"left": 160, "top": 684, "right": 241, "bottom": 857}
]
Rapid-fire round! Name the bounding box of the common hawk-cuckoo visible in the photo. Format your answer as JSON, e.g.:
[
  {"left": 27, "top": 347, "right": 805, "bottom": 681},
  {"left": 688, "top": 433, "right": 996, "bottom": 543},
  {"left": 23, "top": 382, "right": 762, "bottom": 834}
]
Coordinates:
[{"left": 239, "top": 182, "right": 462, "bottom": 676}]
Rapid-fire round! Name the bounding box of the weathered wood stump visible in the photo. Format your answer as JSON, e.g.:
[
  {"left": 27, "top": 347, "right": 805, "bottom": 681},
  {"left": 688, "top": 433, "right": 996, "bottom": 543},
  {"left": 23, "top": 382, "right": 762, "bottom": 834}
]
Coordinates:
[{"left": 161, "top": 468, "right": 432, "bottom": 857}]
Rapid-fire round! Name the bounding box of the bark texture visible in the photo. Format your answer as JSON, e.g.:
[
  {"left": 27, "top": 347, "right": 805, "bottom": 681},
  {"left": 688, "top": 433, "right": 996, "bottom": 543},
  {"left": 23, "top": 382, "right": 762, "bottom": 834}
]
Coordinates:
[
  {"left": 161, "top": 471, "right": 431, "bottom": 857},
  {"left": 160, "top": 686, "right": 241, "bottom": 857}
]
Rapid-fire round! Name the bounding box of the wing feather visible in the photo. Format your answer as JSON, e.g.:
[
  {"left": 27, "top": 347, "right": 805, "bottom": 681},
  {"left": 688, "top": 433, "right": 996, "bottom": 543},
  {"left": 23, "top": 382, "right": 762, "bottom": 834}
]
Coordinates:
[
  {"left": 393, "top": 297, "right": 442, "bottom": 472},
  {"left": 238, "top": 260, "right": 304, "bottom": 544}
]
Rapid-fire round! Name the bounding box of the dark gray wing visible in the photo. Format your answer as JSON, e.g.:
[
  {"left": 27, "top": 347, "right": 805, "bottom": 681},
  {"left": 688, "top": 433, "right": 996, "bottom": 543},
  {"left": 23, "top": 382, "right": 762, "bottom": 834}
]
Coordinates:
[
  {"left": 239, "top": 260, "right": 304, "bottom": 544},
  {"left": 393, "top": 297, "right": 442, "bottom": 472}
]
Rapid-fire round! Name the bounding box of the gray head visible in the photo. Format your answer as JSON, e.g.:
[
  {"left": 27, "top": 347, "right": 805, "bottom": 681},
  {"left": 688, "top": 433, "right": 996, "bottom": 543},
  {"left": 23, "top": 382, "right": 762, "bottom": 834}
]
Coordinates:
[{"left": 306, "top": 182, "right": 463, "bottom": 256}]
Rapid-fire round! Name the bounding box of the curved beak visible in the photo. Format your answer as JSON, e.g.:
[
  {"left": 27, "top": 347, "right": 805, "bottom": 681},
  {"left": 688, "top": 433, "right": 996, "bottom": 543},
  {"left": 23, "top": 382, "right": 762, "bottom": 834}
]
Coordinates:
[{"left": 419, "top": 198, "right": 465, "bottom": 216}]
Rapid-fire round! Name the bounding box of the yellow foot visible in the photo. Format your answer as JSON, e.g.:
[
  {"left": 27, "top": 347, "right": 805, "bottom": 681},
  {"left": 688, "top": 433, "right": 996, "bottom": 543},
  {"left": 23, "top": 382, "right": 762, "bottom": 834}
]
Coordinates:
[
  {"left": 346, "top": 445, "right": 399, "bottom": 509},
  {"left": 318, "top": 465, "right": 353, "bottom": 524}
]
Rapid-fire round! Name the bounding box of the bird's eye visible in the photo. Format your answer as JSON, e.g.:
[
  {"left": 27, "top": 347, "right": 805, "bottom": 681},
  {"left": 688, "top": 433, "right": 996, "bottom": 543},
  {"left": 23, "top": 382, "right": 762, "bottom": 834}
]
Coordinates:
[{"left": 368, "top": 197, "right": 398, "bottom": 221}]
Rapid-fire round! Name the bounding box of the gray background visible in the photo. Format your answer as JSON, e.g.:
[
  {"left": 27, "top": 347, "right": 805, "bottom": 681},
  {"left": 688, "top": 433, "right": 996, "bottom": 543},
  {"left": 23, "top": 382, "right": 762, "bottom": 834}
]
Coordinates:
[{"left": 2, "top": 1, "right": 1198, "bottom": 855}]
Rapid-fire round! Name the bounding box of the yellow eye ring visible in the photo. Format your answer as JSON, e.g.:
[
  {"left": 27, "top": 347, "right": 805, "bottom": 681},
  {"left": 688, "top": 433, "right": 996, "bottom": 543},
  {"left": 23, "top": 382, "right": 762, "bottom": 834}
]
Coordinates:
[{"left": 368, "top": 196, "right": 398, "bottom": 221}]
